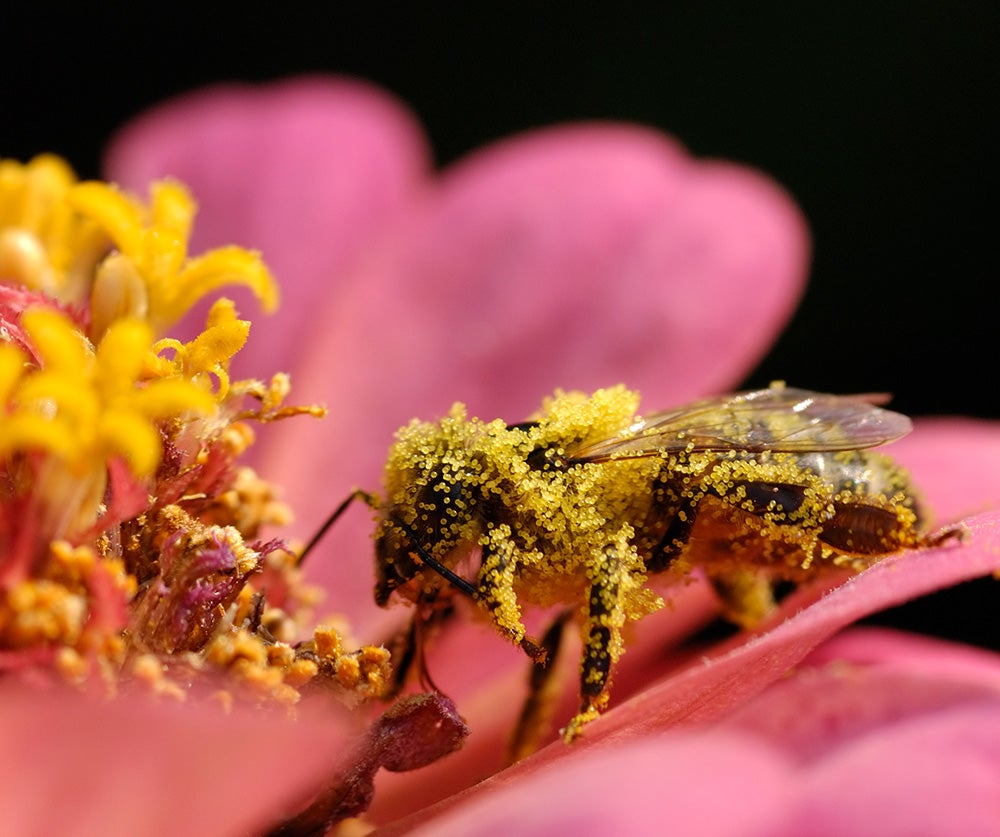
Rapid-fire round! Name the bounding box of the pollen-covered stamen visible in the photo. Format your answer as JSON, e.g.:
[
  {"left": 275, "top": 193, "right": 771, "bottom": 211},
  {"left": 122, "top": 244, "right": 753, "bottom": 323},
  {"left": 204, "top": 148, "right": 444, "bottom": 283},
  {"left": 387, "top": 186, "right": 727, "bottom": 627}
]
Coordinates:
[
  {"left": 150, "top": 298, "right": 250, "bottom": 401},
  {"left": 128, "top": 506, "right": 261, "bottom": 655}
]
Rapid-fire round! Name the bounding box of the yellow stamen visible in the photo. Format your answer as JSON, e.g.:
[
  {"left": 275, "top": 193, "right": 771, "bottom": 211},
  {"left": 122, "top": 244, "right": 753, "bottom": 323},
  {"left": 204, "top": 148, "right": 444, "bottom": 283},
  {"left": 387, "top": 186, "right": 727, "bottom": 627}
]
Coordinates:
[
  {"left": 151, "top": 298, "right": 250, "bottom": 400},
  {"left": 71, "top": 179, "right": 278, "bottom": 336}
]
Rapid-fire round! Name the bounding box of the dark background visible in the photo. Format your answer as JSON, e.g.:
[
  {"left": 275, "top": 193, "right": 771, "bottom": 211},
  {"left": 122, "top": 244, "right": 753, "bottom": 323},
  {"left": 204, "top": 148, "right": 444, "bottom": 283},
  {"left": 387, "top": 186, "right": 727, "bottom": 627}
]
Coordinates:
[
  {"left": 4, "top": 3, "right": 995, "bottom": 417},
  {"left": 5, "top": 3, "right": 998, "bottom": 646}
]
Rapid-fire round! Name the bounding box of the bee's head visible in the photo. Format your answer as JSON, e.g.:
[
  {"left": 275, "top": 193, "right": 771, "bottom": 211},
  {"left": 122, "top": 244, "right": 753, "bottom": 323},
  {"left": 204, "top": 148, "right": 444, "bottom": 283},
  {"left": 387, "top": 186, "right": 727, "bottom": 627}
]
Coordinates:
[{"left": 374, "top": 452, "right": 482, "bottom": 607}]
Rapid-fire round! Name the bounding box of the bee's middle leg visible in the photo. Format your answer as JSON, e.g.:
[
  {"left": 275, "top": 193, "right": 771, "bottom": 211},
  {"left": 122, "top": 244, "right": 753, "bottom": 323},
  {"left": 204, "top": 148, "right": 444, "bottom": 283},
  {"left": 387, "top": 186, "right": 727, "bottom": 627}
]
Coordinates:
[{"left": 646, "top": 494, "right": 700, "bottom": 573}]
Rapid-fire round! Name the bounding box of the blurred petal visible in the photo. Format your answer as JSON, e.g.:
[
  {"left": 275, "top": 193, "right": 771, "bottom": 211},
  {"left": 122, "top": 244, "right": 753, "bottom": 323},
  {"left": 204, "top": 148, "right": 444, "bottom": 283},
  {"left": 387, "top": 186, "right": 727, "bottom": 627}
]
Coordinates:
[
  {"left": 892, "top": 417, "right": 1000, "bottom": 524},
  {"left": 724, "top": 628, "right": 1000, "bottom": 761},
  {"left": 779, "top": 706, "right": 1000, "bottom": 837},
  {"left": 400, "top": 733, "right": 793, "bottom": 837},
  {"left": 738, "top": 635, "right": 1000, "bottom": 837},
  {"left": 104, "top": 76, "right": 431, "bottom": 378},
  {"left": 268, "top": 122, "right": 809, "bottom": 619},
  {"left": 0, "top": 687, "right": 352, "bottom": 837},
  {"left": 806, "top": 624, "right": 1000, "bottom": 673}
]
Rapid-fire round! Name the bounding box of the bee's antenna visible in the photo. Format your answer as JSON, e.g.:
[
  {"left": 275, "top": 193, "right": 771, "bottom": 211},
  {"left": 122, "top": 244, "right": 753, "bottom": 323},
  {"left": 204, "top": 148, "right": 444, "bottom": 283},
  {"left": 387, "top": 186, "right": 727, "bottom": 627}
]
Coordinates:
[
  {"left": 297, "top": 489, "right": 376, "bottom": 567},
  {"left": 298, "top": 490, "right": 478, "bottom": 599}
]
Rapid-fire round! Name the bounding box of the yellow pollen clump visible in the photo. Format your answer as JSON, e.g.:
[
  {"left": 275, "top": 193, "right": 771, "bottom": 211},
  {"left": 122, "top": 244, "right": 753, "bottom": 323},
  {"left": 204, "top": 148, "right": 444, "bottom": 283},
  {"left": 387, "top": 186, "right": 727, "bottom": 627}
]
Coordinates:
[
  {"left": 313, "top": 624, "right": 343, "bottom": 658},
  {"left": 0, "top": 580, "right": 87, "bottom": 647}
]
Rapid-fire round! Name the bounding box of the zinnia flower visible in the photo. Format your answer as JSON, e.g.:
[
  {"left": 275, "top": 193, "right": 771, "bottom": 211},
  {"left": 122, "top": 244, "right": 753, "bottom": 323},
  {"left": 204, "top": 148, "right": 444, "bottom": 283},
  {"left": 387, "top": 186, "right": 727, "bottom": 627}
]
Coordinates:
[{"left": 3, "top": 75, "right": 999, "bottom": 833}]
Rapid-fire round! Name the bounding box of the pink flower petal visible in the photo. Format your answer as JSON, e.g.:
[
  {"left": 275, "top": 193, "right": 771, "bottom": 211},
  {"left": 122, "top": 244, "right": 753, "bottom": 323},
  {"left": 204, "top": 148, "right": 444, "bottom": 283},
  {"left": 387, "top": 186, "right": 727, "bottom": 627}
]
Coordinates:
[
  {"left": 0, "top": 687, "right": 354, "bottom": 836},
  {"left": 780, "top": 706, "right": 1000, "bottom": 837},
  {"left": 104, "top": 76, "right": 430, "bottom": 377},
  {"left": 806, "top": 624, "right": 1000, "bottom": 674},
  {"left": 891, "top": 417, "right": 1000, "bottom": 524},
  {"left": 262, "top": 120, "right": 809, "bottom": 621},
  {"left": 398, "top": 732, "right": 794, "bottom": 837},
  {"left": 723, "top": 627, "right": 1000, "bottom": 761}
]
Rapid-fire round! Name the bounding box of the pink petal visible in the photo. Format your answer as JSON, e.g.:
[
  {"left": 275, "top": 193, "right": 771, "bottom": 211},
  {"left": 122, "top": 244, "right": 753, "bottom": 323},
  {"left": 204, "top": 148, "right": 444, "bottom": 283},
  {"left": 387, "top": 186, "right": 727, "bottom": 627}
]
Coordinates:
[
  {"left": 781, "top": 706, "right": 1000, "bottom": 837},
  {"left": 104, "top": 76, "right": 430, "bottom": 377},
  {"left": 891, "top": 417, "right": 1000, "bottom": 525},
  {"left": 266, "top": 121, "right": 808, "bottom": 620},
  {"left": 397, "top": 732, "right": 794, "bottom": 837},
  {"left": 723, "top": 627, "right": 1000, "bottom": 761},
  {"left": 0, "top": 686, "right": 353, "bottom": 836},
  {"left": 806, "top": 625, "right": 1000, "bottom": 674}
]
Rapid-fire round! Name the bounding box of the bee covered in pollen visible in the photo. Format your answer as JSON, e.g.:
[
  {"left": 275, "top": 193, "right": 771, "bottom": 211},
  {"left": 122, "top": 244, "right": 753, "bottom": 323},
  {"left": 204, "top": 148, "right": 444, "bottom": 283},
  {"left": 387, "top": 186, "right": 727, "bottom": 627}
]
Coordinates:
[{"left": 315, "top": 382, "right": 947, "bottom": 753}]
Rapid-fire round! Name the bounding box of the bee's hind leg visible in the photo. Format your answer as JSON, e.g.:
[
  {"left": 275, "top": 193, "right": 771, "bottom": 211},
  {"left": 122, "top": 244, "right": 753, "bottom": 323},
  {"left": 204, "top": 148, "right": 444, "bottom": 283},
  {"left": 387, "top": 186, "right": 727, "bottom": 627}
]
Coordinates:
[
  {"left": 707, "top": 569, "right": 776, "bottom": 630},
  {"left": 563, "top": 544, "right": 626, "bottom": 743},
  {"left": 506, "top": 608, "right": 573, "bottom": 764}
]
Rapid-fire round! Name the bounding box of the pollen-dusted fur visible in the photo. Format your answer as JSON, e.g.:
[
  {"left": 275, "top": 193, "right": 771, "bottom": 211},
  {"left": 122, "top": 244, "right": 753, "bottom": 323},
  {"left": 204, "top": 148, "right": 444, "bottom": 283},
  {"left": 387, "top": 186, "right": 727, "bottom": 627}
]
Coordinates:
[{"left": 374, "top": 383, "right": 930, "bottom": 745}]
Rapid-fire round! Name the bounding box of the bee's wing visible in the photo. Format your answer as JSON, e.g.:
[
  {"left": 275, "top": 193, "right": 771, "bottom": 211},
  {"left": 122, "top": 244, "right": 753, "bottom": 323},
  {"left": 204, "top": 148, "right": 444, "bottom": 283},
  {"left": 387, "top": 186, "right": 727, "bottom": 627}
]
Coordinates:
[{"left": 568, "top": 387, "right": 913, "bottom": 462}]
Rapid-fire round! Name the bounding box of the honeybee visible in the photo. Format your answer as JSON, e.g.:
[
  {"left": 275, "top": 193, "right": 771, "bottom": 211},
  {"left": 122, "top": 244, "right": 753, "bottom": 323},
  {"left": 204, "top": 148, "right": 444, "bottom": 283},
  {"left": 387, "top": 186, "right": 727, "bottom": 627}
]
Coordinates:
[{"left": 313, "top": 383, "right": 941, "bottom": 751}]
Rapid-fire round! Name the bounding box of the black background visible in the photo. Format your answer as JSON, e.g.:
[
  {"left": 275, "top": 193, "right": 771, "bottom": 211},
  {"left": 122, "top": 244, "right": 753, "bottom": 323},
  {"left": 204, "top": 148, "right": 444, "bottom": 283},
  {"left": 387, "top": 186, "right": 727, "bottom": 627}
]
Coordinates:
[{"left": 5, "top": 3, "right": 998, "bottom": 646}]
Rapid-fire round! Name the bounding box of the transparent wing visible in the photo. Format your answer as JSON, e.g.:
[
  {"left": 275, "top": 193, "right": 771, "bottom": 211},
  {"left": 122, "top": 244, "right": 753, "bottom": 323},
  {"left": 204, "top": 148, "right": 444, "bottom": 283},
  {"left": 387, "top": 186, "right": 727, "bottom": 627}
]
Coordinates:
[{"left": 568, "top": 386, "right": 913, "bottom": 462}]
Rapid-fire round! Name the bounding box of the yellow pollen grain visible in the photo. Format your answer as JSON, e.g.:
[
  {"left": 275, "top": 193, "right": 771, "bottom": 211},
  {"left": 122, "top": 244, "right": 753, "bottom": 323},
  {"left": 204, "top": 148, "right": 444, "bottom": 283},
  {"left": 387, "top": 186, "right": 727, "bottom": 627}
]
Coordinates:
[
  {"left": 266, "top": 642, "right": 296, "bottom": 668},
  {"left": 313, "top": 624, "right": 343, "bottom": 659},
  {"left": 285, "top": 658, "right": 319, "bottom": 688},
  {"left": 0, "top": 580, "right": 87, "bottom": 646},
  {"left": 55, "top": 646, "right": 89, "bottom": 683},
  {"left": 131, "top": 652, "right": 166, "bottom": 685},
  {"left": 335, "top": 655, "right": 361, "bottom": 689}
]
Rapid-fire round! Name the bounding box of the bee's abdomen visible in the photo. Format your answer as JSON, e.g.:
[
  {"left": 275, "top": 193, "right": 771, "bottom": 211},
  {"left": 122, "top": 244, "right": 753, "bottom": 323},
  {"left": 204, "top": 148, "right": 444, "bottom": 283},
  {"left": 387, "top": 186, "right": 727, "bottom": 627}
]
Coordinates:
[{"left": 819, "top": 502, "right": 909, "bottom": 555}]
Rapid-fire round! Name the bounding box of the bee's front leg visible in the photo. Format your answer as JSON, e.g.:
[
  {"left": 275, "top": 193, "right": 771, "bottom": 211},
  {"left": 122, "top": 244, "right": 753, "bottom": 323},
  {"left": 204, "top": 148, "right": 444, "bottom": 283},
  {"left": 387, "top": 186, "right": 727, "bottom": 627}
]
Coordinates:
[
  {"left": 383, "top": 595, "right": 456, "bottom": 696},
  {"left": 475, "top": 539, "right": 544, "bottom": 662}
]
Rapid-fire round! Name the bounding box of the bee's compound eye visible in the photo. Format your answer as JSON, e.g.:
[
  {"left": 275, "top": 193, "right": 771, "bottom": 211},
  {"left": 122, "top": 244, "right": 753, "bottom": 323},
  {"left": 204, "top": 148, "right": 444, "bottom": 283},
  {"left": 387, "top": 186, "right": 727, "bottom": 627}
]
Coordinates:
[{"left": 733, "top": 481, "right": 806, "bottom": 515}]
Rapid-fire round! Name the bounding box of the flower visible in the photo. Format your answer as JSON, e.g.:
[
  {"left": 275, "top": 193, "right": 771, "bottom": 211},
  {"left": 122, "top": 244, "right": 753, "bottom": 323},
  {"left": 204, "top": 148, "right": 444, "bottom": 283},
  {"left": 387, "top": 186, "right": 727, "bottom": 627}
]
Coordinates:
[
  {"left": 4, "top": 75, "right": 1000, "bottom": 832},
  {"left": 0, "top": 148, "right": 467, "bottom": 833}
]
